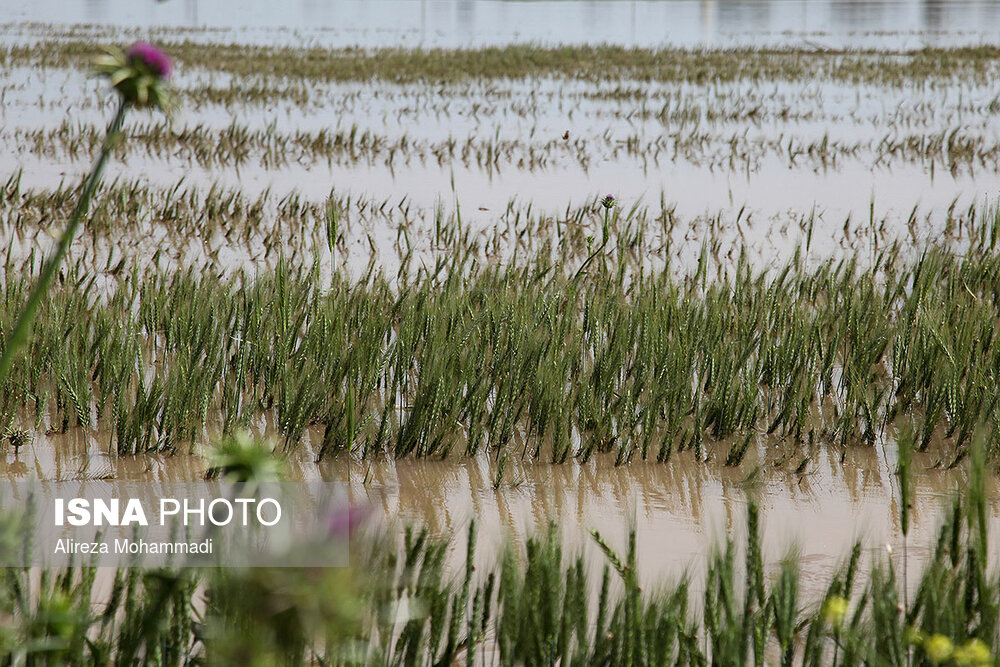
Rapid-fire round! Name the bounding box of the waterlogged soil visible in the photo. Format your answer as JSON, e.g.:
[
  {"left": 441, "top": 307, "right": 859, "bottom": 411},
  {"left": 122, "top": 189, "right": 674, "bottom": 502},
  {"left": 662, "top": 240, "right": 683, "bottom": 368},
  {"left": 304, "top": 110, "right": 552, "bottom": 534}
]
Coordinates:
[{"left": 5, "top": 427, "right": 999, "bottom": 597}]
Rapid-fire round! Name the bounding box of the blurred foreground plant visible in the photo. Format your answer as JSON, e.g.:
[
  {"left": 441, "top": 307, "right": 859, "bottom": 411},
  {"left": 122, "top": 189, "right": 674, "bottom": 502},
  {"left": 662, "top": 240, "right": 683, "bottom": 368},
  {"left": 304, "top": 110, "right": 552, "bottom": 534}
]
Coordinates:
[{"left": 204, "top": 430, "right": 286, "bottom": 483}]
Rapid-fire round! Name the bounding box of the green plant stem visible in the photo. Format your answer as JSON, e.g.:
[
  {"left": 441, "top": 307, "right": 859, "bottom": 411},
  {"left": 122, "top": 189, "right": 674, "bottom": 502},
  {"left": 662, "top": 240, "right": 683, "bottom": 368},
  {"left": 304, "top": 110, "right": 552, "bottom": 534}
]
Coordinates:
[
  {"left": 0, "top": 97, "right": 129, "bottom": 387},
  {"left": 571, "top": 206, "right": 612, "bottom": 283}
]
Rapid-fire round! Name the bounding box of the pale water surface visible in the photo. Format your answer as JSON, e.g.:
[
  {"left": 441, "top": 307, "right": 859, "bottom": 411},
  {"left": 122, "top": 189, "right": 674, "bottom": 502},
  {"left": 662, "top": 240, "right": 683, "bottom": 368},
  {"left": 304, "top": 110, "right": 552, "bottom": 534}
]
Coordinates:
[{"left": 3, "top": 0, "right": 1000, "bottom": 48}]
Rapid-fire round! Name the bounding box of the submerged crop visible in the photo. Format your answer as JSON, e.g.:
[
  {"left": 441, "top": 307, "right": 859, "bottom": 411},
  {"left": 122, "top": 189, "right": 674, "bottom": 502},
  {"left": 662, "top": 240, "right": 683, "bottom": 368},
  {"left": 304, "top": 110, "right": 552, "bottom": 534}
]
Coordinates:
[
  {"left": 0, "top": 21, "right": 998, "bottom": 667},
  {"left": 2, "top": 214, "right": 1000, "bottom": 464}
]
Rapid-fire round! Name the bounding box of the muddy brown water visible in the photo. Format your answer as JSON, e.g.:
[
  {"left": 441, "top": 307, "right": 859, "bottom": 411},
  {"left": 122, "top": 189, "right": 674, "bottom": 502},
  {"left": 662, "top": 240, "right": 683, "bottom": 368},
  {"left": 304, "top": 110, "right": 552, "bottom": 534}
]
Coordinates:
[{"left": 5, "top": 426, "right": 999, "bottom": 600}]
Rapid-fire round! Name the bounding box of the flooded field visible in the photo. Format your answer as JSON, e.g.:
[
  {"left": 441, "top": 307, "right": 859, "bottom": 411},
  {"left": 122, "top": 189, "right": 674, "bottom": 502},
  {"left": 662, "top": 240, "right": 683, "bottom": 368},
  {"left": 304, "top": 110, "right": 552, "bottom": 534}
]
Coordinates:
[
  {"left": 6, "top": 35, "right": 1000, "bottom": 282},
  {"left": 7, "top": 424, "right": 1000, "bottom": 599},
  {"left": 3, "top": 12, "right": 1000, "bottom": 664}
]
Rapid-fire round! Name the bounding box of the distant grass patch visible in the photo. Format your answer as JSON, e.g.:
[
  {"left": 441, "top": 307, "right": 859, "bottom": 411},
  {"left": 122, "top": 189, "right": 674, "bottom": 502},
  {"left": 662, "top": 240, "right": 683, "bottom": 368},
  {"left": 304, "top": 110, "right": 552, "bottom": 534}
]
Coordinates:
[{"left": 8, "top": 38, "right": 1000, "bottom": 85}]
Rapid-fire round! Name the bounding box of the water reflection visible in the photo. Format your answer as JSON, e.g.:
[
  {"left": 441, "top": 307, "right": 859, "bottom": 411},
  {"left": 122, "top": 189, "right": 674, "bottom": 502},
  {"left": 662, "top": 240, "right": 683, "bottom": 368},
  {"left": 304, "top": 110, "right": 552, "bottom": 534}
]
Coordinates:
[
  {"left": 4, "top": 0, "right": 1000, "bottom": 48},
  {"left": 84, "top": 0, "right": 109, "bottom": 22},
  {"left": 6, "top": 426, "right": 999, "bottom": 596},
  {"left": 830, "top": 0, "right": 887, "bottom": 30},
  {"left": 347, "top": 446, "right": 1000, "bottom": 595}
]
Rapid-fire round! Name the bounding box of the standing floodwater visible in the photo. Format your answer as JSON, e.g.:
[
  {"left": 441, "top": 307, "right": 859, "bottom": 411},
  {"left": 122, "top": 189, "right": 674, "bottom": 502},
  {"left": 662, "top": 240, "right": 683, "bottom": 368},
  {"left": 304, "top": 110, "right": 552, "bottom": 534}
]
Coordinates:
[
  {"left": 2, "top": 7, "right": 1000, "bottom": 663},
  {"left": 4, "top": 0, "right": 1000, "bottom": 48}
]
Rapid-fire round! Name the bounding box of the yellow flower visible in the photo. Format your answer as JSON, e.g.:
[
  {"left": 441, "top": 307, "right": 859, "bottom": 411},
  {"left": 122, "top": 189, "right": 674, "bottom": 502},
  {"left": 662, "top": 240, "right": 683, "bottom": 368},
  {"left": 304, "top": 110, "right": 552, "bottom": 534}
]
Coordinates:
[
  {"left": 924, "top": 634, "right": 955, "bottom": 664},
  {"left": 953, "top": 638, "right": 992, "bottom": 666},
  {"left": 821, "top": 596, "right": 848, "bottom": 628}
]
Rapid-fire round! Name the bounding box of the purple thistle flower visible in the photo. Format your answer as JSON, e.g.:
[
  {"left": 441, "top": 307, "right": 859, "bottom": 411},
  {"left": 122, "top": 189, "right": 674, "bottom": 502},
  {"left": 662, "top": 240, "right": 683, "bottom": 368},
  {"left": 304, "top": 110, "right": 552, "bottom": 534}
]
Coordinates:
[
  {"left": 126, "top": 42, "right": 172, "bottom": 79},
  {"left": 327, "top": 504, "right": 370, "bottom": 539},
  {"left": 600, "top": 194, "right": 616, "bottom": 210}
]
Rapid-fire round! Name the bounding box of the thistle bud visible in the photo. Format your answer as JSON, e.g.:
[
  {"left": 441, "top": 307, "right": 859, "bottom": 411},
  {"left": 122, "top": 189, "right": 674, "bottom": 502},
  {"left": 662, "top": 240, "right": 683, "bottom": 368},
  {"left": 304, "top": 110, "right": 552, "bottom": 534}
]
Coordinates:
[{"left": 94, "top": 42, "right": 174, "bottom": 110}]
